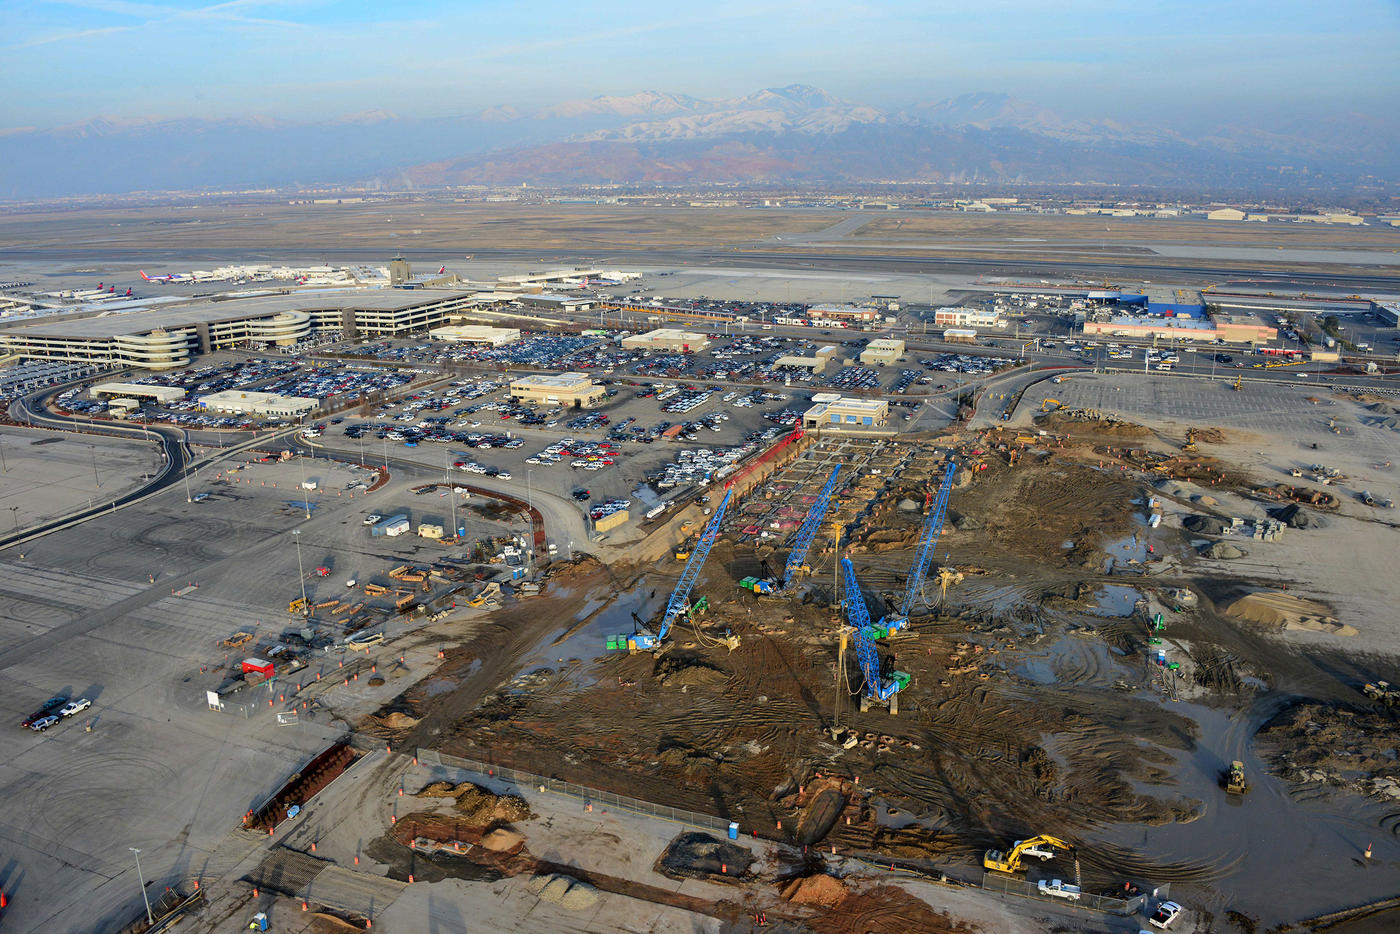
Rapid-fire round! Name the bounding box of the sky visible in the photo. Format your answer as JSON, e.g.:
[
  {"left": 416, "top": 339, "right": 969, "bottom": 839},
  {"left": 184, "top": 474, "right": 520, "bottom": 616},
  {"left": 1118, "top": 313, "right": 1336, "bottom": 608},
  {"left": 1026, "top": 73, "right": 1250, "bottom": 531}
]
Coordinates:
[{"left": 3, "top": 0, "right": 1400, "bottom": 131}]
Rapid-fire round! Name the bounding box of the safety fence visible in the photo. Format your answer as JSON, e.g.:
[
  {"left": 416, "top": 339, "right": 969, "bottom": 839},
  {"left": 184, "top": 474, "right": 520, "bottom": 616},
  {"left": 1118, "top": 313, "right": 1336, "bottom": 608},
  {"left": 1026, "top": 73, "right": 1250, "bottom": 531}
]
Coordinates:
[
  {"left": 980, "top": 871, "right": 1160, "bottom": 917},
  {"left": 416, "top": 748, "right": 732, "bottom": 834}
]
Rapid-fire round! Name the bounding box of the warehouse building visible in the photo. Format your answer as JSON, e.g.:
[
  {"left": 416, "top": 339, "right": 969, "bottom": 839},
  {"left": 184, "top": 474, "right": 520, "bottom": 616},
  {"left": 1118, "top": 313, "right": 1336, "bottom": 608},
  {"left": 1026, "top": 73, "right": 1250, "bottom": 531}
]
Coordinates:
[
  {"left": 1082, "top": 312, "right": 1276, "bottom": 344},
  {"left": 776, "top": 345, "right": 840, "bottom": 374},
  {"left": 933, "top": 307, "right": 1002, "bottom": 328},
  {"left": 0, "top": 290, "right": 476, "bottom": 369},
  {"left": 802, "top": 397, "right": 889, "bottom": 430},
  {"left": 509, "top": 372, "right": 607, "bottom": 408},
  {"left": 198, "top": 390, "right": 317, "bottom": 418},
  {"left": 807, "top": 304, "right": 882, "bottom": 326},
  {"left": 515, "top": 293, "right": 595, "bottom": 313},
  {"left": 90, "top": 382, "right": 185, "bottom": 403},
  {"left": 943, "top": 328, "right": 978, "bottom": 344},
  {"left": 860, "top": 338, "right": 905, "bottom": 366},
  {"left": 427, "top": 325, "right": 520, "bottom": 346},
  {"left": 620, "top": 328, "right": 711, "bottom": 353}
]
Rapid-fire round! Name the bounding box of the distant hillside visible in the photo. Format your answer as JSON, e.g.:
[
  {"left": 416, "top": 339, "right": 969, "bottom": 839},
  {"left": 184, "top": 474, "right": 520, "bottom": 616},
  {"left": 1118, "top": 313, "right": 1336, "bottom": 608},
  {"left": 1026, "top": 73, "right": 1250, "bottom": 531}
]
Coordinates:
[{"left": 3, "top": 84, "right": 1397, "bottom": 199}]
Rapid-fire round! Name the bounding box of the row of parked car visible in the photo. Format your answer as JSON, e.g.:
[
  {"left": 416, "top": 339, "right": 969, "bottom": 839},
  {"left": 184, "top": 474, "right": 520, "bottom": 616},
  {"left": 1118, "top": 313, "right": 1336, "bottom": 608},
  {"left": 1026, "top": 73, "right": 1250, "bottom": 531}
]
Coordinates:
[{"left": 21, "top": 694, "right": 91, "bottom": 731}]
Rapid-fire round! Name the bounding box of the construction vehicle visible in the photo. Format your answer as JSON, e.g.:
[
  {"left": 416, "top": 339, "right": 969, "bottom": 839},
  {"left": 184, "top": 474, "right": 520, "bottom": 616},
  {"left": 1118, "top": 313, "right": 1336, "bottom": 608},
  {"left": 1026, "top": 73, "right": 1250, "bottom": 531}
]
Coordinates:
[
  {"left": 1224, "top": 760, "right": 1247, "bottom": 794},
  {"left": 740, "top": 465, "right": 841, "bottom": 595},
  {"left": 287, "top": 597, "right": 307, "bottom": 615},
  {"left": 1363, "top": 680, "right": 1400, "bottom": 706},
  {"left": 983, "top": 834, "right": 1074, "bottom": 874},
  {"left": 840, "top": 557, "right": 909, "bottom": 714},
  {"left": 674, "top": 538, "right": 694, "bottom": 561},
  {"left": 871, "top": 460, "right": 957, "bottom": 638},
  {"left": 1040, "top": 398, "right": 1063, "bottom": 413},
  {"left": 1232, "top": 375, "right": 1243, "bottom": 391},
  {"left": 1182, "top": 427, "right": 1198, "bottom": 453},
  {"left": 608, "top": 489, "right": 732, "bottom": 653}
]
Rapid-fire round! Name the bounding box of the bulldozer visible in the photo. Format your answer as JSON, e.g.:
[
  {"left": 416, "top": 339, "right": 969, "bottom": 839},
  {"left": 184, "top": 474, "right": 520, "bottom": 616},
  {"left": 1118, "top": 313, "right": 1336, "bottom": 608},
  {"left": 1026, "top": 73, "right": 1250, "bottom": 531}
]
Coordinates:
[
  {"left": 983, "top": 834, "right": 1074, "bottom": 874},
  {"left": 1224, "top": 760, "right": 1248, "bottom": 795},
  {"left": 1182, "top": 427, "right": 1198, "bottom": 453}
]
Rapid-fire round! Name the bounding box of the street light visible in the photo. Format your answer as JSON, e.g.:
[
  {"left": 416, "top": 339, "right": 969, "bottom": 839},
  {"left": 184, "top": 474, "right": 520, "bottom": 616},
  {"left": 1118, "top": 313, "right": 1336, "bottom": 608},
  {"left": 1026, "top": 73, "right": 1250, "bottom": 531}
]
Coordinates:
[
  {"left": 292, "top": 530, "right": 309, "bottom": 617},
  {"left": 129, "top": 847, "right": 154, "bottom": 926}
]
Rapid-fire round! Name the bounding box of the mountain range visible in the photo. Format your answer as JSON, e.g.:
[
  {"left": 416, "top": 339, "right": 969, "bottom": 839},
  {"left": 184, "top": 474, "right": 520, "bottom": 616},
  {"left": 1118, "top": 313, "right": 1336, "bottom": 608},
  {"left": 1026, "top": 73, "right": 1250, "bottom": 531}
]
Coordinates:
[{"left": 3, "top": 85, "right": 1396, "bottom": 200}]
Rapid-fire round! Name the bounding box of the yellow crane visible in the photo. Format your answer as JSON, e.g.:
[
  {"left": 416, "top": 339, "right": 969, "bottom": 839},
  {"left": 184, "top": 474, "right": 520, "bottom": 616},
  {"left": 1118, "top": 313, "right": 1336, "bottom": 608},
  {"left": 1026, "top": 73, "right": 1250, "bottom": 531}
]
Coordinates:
[{"left": 983, "top": 834, "right": 1075, "bottom": 874}]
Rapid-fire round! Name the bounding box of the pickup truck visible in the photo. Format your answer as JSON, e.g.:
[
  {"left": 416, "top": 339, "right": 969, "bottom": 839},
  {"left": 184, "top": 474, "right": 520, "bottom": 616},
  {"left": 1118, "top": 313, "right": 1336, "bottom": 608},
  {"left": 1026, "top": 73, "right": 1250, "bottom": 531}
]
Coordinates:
[{"left": 1037, "top": 879, "right": 1082, "bottom": 901}]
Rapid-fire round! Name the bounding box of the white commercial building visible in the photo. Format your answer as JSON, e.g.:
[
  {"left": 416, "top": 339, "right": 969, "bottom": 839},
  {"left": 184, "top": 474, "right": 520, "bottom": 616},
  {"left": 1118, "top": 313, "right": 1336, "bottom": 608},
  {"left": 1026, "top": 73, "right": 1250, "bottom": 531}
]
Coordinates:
[
  {"left": 198, "top": 390, "right": 317, "bottom": 418},
  {"left": 620, "top": 328, "right": 711, "bottom": 352},
  {"left": 90, "top": 382, "right": 185, "bottom": 403},
  {"left": 427, "top": 325, "right": 520, "bottom": 346},
  {"left": 802, "top": 397, "right": 890, "bottom": 431},
  {"left": 933, "top": 307, "right": 1002, "bottom": 328},
  {"left": 509, "top": 372, "right": 607, "bottom": 408},
  {"left": 860, "top": 338, "right": 905, "bottom": 366}
]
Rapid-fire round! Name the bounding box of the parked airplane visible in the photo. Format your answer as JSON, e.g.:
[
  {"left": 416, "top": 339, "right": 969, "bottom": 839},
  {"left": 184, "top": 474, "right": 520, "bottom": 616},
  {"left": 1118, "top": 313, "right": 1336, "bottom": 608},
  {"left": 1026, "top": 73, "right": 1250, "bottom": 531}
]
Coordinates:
[{"left": 139, "top": 270, "right": 191, "bottom": 283}]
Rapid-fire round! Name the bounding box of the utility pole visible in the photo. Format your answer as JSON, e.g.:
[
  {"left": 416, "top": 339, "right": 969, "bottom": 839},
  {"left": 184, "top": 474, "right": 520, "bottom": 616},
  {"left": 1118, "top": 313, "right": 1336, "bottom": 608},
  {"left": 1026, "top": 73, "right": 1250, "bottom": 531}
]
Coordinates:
[
  {"left": 293, "top": 530, "right": 309, "bottom": 617},
  {"left": 129, "top": 847, "right": 154, "bottom": 926}
]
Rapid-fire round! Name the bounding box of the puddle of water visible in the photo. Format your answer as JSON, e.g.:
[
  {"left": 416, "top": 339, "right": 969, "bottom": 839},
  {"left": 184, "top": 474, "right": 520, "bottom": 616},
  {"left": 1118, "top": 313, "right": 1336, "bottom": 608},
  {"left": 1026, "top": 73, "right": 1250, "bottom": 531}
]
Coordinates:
[
  {"left": 516, "top": 586, "right": 664, "bottom": 684},
  {"left": 1090, "top": 585, "right": 1140, "bottom": 618},
  {"left": 1091, "top": 699, "right": 1400, "bottom": 924}
]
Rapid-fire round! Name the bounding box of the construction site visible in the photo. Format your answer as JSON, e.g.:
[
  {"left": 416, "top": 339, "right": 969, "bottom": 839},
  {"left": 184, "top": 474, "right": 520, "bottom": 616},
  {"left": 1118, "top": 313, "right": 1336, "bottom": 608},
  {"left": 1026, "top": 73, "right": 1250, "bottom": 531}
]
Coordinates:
[
  {"left": 198, "top": 373, "right": 1394, "bottom": 934},
  {"left": 6, "top": 362, "right": 1400, "bottom": 933}
]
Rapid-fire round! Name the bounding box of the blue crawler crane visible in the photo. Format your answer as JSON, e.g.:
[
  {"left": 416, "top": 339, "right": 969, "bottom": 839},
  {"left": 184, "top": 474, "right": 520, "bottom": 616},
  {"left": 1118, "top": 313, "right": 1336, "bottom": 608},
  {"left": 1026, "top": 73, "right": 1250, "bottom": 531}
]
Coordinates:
[
  {"left": 841, "top": 557, "right": 909, "bottom": 714},
  {"left": 607, "top": 488, "right": 733, "bottom": 653},
  {"left": 740, "top": 465, "right": 841, "bottom": 595},
  {"left": 872, "top": 459, "right": 957, "bottom": 639}
]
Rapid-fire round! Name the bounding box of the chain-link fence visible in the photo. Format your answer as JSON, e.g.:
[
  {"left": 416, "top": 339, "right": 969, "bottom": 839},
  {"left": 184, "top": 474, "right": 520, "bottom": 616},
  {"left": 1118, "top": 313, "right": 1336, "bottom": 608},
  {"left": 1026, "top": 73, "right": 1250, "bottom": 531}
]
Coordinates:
[
  {"left": 417, "top": 748, "right": 732, "bottom": 834},
  {"left": 980, "top": 872, "right": 1160, "bottom": 916}
]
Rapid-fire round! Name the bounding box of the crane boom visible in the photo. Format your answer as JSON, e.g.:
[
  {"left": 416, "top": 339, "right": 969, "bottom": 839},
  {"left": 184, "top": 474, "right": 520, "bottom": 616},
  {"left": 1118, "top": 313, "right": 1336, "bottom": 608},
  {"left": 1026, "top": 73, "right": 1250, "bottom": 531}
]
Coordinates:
[
  {"left": 781, "top": 465, "right": 840, "bottom": 588},
  {"left": 606, "top": 489, "right": 732, "bottom": 653},
  {"left": 842, "top": 557, "right": 905, "bottom": 706},
  {"left": 881, "top": 460, "right": 957, "bottom": 635}
]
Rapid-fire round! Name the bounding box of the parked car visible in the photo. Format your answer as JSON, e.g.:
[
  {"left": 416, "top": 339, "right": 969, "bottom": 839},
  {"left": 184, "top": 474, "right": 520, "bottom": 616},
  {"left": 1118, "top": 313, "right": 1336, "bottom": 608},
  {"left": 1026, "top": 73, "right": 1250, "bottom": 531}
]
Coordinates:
[
  {"left": 30, "top": 714, "right": 60, "bottom": 732},
  {"left": 1037, "top": 879, "right": 1081, "bottom": 901},
  {"left": 1148, "top": 901, "right": 1183, "bottom": 928},
  {"left": 58, "top": 698, "right": 92, "bottom": 718},
  {"left": 21, "top": 694, "right": 69, "bottom": 728}
]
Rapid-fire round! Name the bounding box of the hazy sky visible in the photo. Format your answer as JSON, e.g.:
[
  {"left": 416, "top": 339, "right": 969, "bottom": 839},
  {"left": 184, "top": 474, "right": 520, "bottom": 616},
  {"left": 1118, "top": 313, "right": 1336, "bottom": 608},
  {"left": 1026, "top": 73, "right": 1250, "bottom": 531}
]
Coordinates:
[{"left": 4, "top": 0, "right": 1399, "bottom": 130}]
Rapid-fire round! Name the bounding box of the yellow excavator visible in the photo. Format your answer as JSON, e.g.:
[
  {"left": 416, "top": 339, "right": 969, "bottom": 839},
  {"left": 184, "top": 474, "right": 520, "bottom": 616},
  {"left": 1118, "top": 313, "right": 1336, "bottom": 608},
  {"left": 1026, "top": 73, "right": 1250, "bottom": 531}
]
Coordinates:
[{"left": 983, "top": 834, "right": 1074, "bottom": 874}]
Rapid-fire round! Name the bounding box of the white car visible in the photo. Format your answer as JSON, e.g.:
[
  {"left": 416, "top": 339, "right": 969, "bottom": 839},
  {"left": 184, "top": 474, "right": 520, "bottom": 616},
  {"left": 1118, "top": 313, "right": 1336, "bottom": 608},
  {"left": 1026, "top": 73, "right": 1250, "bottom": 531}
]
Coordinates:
[
  {"left": 363, "top": 514, "right": 382, "bottom": 525},
  {"left": 1037, "top": 879, "right": 1081, "bottom": 901},
  {"left": 1015, "top": 840, "right": 1057, "bottom": 861},
  {"left": 59, "top": 698, "right": 92, "bottom": 718},
  {"left": 1148, "top": 901, "right": 1183, "bottom": 928}
]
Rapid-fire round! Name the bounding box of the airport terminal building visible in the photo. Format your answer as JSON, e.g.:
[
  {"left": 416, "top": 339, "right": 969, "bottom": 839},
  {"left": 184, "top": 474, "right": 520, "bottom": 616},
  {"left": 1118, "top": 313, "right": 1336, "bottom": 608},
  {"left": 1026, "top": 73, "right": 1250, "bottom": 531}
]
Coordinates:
[{"left": 0, "top": 290, "right": 476, "bottom": 369}]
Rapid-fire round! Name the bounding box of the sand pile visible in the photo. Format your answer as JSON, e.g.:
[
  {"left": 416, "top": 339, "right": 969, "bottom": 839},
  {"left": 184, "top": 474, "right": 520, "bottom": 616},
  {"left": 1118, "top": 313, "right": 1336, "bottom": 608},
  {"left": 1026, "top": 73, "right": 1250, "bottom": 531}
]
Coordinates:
[
  {"left": 528, "top": 873, "right": 598, "bottom": 910},
  {"left": 781, "top": 873, "right": 849, "bottom": 908},
  {"left": 1200, "top": 542, "right": 1246, "bottom": 559},
  {"left": 1226, "top": 592, "right": 1354, "bottom": 635},
  {"left": 375, "top": 711, "right": 420, "bottom": 729},
  {"left": 480, "top": 828, "right": 525, "bottom": 852}
]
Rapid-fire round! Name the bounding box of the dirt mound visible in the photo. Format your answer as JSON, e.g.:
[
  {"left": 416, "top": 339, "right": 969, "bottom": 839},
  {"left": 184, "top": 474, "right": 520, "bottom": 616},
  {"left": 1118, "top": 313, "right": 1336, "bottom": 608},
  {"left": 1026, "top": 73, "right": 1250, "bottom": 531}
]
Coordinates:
[
  {"left": 658, "top": 831, "right": 754, "bottom": 880},
  {"left": 1269, "top": 503, "right": 1314, "bottom": 529},
  {"left": 1260, "top": 702, "right": 1400, "bottom": 797},
  {"left": 527, "top": 872, "right": 599, "bottom": 910},
  {"left": 948, "top": 510, "right": 982, "bottom": 531},
  {"left": 782, "top": 873, "right": 849, "bottom": 908},
  {"left": 308, "top": 914, "right": 362, "bottom": 934},
  {"left": 480, "top": 828, "right": 525, "bottom": 852},
  {"left": 375, "top": 711, "right": 420, "bottom": 730},
  {"left": 1226, "top": 592, "right": 1352, "bottom": 635},
  {"left": 1183, "top": 514, "right": 1228, "bottom": 535},
  {"left": 415, "top": 781, "right": 534, "bottom": 824},
  {"left": 1368, "top": 401, "right": 1400, "bottom": 415},
  {"left": 454, "top": 784, "right": 533, "bottom": 825},
  {"left": 655, "top": 655, "right": 728, "bottom": 688},
  {"left": 1040, "top": 412, "right": 1149, "bottom": 437},
  {"left": 1200, "top": 542, "right": 1246, "bottom": 559}
]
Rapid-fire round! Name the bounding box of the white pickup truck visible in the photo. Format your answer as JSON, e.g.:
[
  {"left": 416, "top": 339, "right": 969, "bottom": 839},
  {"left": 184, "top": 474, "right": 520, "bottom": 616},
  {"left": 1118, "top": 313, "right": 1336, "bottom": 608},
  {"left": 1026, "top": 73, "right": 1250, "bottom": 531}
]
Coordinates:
[{"left": 1037, "top": 879, "right": 1082, "bottom": 901}]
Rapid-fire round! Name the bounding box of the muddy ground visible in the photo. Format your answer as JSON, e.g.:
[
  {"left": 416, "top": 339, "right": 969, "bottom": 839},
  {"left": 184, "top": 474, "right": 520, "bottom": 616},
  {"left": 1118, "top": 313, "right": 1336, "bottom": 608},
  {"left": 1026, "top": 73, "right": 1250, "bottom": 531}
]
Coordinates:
[{"left": 362, "top": 425, "right": 1400, "bottom": 928}]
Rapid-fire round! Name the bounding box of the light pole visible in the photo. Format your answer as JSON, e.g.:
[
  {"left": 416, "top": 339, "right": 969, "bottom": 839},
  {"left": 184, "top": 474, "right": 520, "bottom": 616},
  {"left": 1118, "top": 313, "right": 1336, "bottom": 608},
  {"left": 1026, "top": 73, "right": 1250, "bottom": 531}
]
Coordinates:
[
  {"left": 297, "top": 455, "right": 310, "bottom": 519},
  {"left": 446, "top": 451, "right": 457, "bottom": 537},
  {"left": 129, "top": 847, "right": 154, "bottom": 926},
  {"left": 0, "top": 435, "right": 6, "bottom": 472},
  {"left": 292, "top": 530, "right": 309, "bottom": 617},
  {"left": 9, "top": 505, "right": 18, "bottom": 534}
]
